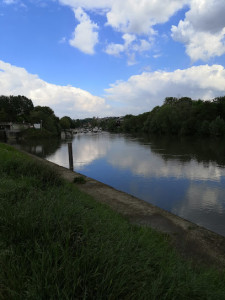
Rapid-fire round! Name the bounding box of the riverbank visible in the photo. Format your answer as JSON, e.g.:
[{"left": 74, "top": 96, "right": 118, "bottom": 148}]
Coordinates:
[
  {"left": 1, "top": 143, "right": 225, "bottom": 299},
  {"left": 25, "top": 144, "right": 225, "bottom": 268}
]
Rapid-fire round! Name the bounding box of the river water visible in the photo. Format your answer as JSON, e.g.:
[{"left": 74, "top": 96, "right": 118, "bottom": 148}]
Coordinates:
[{"left": 13, "top": 132, "right": 225, "bottom": 236}]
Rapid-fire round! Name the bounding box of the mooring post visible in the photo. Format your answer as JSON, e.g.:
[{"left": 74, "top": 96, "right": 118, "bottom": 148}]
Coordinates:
[{"left": 68, "top": 142, "right": 74, "bottom": 171}]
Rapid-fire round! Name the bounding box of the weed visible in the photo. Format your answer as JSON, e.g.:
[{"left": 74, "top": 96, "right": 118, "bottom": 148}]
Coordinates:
[{"left": 73, "top": 176, "right": 86, "bottom": 184}]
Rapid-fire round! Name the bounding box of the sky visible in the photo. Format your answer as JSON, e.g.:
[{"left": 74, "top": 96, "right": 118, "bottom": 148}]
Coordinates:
[{"left": 1, "top": 0, "right": 225, "bottom": 119}]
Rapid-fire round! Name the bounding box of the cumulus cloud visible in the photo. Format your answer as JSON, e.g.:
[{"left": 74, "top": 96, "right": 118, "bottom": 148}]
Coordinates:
[
  {"left": 105, "top": 33, "right": 152, "bottom": 55},
  {"left": 105, "top": 33, "right": 152, "bottom": 65},
  {"left": 105, "top": 65, "right": 225, "bottom": 115},
  {"left": 106, "top": 0, "right": 188, "bottom": 35},
  {"left": 69, "top": 7, "right": 99, "bottom": 54},
  {"left": 59, "top": 0, "right": 189, "bottom": 57},
  {"left": 2, "top": 60, "right": 225, "bottom": 119},
  {"left": 0, "top": 60, "right": 110, "bottom": 118},
  {"left": 171, "top": 0, "right": 225, "bottom": 61}
]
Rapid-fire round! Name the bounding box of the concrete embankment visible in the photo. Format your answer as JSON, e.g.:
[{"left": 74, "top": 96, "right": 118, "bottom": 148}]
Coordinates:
[{"left": 23, "top": 150, "right": 225, "bottom": 268}]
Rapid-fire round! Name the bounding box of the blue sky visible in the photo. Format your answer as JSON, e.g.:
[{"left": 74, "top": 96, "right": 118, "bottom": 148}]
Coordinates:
[{"left": 1, "top": 0, "right": 225, "bottom": 119}]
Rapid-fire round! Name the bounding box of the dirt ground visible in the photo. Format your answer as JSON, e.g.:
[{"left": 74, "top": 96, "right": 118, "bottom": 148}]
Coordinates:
[{"left": 26, "top": 152, "right": 225, "bottom": 269}]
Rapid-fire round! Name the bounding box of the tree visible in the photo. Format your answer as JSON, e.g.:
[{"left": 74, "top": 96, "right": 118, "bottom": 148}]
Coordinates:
[
  {"left": 30, "top": 106, "right": 60, "bottom": 135},
  {"left": 60, "top": 116, "right": 72, "bottom": 129},
  {"left": 209, "top": 117, "right": 225, "bottom": 137},
  {"left": 163, "top": 97, "right": 178, "bottom": 106},
  {"left": 0, "top": 95, "right": 34, "bottom": 122},
  {"left": 0, "top": 108, "right": 8, "bottom": 122},
  {"left": 180, "top": 118, "right": 197, "bottom": 136},
  {"left": 199, "top": 120, "right": 210, "bottom": 136},
  {"left": 214, "top": 96, "right": 225, "bottom": 120}
]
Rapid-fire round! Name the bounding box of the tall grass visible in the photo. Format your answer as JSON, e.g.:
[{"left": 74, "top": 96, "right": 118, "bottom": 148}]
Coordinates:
[{"left": 1, "top": 143, "right": 225, "bottom": 299}]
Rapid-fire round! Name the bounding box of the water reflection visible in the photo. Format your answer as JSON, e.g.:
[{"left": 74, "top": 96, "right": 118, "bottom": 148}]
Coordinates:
[
  {"left": 11, "top": 138, "right": 61, "bottom": 158},
  {"left": 107, "top": 141, "right": 224, "bottom": 181},
  {"left": 147, "top": 135, "right": 225, "bottom": 166},
  {"left": 46, "top": 133, "right": 110, "bottom": 169},
  {"left": 15, "top": 132, "right": 225, "bottom": 236},
  {"left": 172, "top": 182, "right": 225, "bottom": 235}
]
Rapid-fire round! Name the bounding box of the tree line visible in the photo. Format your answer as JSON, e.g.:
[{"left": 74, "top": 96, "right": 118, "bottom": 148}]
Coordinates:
[
  {"left": 0, "top": 95, "right": 80, "bottom": 137},
  {"left": 103, "top": 96, "right": 225, "bottom": 137},
  {"left": 2, "top": 95, "right": 225, "bottom": 138}
]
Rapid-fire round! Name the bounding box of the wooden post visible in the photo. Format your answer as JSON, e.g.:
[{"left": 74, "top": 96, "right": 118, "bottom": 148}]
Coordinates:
[{"left": 68, "top": 142, "right": 74, "bottom": 171}]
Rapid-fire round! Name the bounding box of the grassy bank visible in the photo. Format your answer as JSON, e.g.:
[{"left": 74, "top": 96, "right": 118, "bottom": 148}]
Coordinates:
[{"left": 1, "top": 143, "right": 225, "bottom": 299}]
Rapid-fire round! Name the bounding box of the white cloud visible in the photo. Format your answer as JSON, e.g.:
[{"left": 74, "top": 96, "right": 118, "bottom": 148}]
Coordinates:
[
  {"left": 60, "top": 0, "right": 188, "bottom": 35},
  {"left": 2, "top": 60, "right": 225, "bottom": 119},
  {"left": 69, "top": 7, "right": 99, "bottom": 54},
  {"left": 186, "top": 0, "right": 225, "bottom": 34},
  {"left": 0, "top": 60, "right": 110, "bottom": 118},
  {"left": 59, "top": 0, "right": 189, "bottom": 58},
  {"left": 171, "top": 0, "right": 225, "bottom": 61},
  {"left": 105, "top": 33, "right": 152, "bottom": 64},
  {"left": 60, "top": 1, "right": 225, "bottom": 62},
  {"left": 105, "top": 64, "right": 225, "bottom": 115},
  {"left": 105, "top": 34, "right": 136, "bottom": 56},
  {"left": 106, "top": 0, "right": 188, "bottom": 35}
]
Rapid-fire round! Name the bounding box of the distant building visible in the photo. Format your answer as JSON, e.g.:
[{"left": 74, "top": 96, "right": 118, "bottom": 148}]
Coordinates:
[{"left": 34, "top": 123, "right": 41, "bottom": 129}]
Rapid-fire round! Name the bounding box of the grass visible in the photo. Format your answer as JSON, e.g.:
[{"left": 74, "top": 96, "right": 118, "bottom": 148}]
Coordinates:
[
  {"left": 1, "top": 142, "right": 225, "bottom": 299},
  {"left": 73, "top": 176, "right": 86, "bottom": 184}
]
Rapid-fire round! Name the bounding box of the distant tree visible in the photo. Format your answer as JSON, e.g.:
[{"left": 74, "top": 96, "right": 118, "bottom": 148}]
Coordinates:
[
  {"left": 199, "top": 120, "right": 210, "bottom": 136},
  {"left": 30, "top": 106, "right": 60, "bottom": 135},
  {"left": 100, "top": 95, "right": 225, "bottom": 138},
  {"left": 209, "top": 117, "right": 225, "bottom": 137},
  {"left": 180, "top": 118, "right": 197, "bottom": 136},
  {"left": 0, "top": 108, "right": 8, "bottom": 122},
  {"left": 214, "top": 96, "right": 225, "bottom": 120},
  {"left": 60, "top": 116, "right": 72, "bottom": 129},
  {"left": 91, "top": 117, "right": 98, "bottom": 128},
  {"left": 198, "top": 101, "right": 217, "bottom": 122},
  {"left": 107, "top": 118, "right": 119, "bottom": 132},
  {"left": 73, "top": 119, "right": 81, "bottom": 128},
  {"left": 163, "top": 97, "right": 178, "bottom": 106}
]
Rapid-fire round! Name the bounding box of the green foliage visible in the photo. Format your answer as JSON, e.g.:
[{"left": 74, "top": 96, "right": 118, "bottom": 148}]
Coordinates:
[
  {"left": 199, "top": 120, "right": 210, "bottom": 136},
  {"left": 73, "top": 118, "right": 81, "bottom": 128},
  {"left": 1, "top": 143, "right": 225, "bottom": 299},
  {"left": 0, "top": 108, "right": 8, "bottom": 122},
  {"left": 0, "top": 95, "right": 34, "bottom": 122},
  {"left": 21, "top": 128, "right": 56, "bottom": 139},
  {"left": 29, "top": 106, "right": 60, "bottom": 136},
  {"left": 106, "top": 118, "right": 120, "bottom": 132},
  {"left": 0, "top": 95, "right": 61, "bottom": 136},
  {"left": 209, "top": 117, "right": 225, "bottom": 136},
  {"left": 60, "top": 116, "right": 73, "bottom": 129},
  {"left": 108, "top": 96, "right": 225, "bottom": 138}
]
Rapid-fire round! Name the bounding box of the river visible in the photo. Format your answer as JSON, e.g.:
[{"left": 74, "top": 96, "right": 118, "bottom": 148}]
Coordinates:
[{"left": 12, "top": 132, "right": 225, "bottom": 237}]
